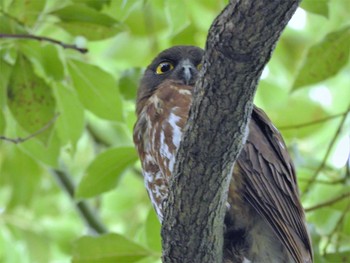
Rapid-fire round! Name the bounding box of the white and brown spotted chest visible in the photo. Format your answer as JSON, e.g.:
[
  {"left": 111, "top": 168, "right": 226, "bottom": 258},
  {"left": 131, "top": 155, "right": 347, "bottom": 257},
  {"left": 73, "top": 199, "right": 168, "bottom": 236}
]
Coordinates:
[{"left": 134, "top": 82, "right": 192, "bottom": 221}]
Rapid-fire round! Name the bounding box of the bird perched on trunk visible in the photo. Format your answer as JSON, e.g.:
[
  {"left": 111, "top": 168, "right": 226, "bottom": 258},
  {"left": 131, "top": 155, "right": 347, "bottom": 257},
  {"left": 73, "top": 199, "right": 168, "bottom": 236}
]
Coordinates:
[{"left": 133, "top": 45, "right": 313, "bottom": 263}]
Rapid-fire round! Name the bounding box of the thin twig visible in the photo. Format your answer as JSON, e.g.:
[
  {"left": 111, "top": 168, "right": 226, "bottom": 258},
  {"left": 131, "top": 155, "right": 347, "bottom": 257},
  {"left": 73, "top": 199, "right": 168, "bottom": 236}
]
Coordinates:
[
  {"left": 52, "top": 169, "right": 108, "bottom": 234},
  {"left": 86, "top": 123, "right": 110, "bottom": 148},
  {"left": 298, "top": 165, "right": 346, "bottom": 184},
  {"left": 302, "top": 103, "right": 350, "bottom": 196},
  {"left": 0, "top": 10, "right": 25, "bottom": 28},
  {"left": 346, "top": 144, "right": 350, "bottom": 178},
  {"left": 0, "top": 113, "right": 60, "bottom": 144},
  {"left": 0, "top": 33, "right": 88, "bottom": 54},
  {"left": 305, "top": 192, "right": 350, "bottom": 212},
  {"left": 299, "top": 177, "right": 347, "bottom": 185},
  {"left": 322, "top": 202, "right": 350, "bottom": 256},
  {"left": 279, "top": 110, "right": 349, "bottom": 130}
]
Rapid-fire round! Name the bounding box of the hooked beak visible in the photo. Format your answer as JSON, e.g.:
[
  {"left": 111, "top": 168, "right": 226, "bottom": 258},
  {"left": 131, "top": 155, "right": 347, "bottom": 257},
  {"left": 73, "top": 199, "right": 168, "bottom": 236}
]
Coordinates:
[{"left": 179, "top": 59, "right": 197, "bottom": 85}]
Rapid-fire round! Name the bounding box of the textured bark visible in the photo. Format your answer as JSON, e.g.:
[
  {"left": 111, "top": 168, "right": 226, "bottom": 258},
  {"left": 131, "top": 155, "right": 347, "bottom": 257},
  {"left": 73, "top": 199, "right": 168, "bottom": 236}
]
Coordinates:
[{"left": 161, "top": 1, "right": 301, "bottom": 262}]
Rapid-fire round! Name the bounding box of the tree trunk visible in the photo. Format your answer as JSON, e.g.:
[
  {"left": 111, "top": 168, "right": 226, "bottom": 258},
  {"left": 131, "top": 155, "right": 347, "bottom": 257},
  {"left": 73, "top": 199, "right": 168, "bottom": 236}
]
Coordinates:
[{"left": 161, "top": 0, "right": 301, "bottom": 262}]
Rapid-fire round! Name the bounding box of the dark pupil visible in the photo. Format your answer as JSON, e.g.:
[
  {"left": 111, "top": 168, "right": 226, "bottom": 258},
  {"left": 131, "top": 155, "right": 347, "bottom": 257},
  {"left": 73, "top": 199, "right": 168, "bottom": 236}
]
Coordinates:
[{"left": 161, "top": 63, "right": 171, "bottom": 72}]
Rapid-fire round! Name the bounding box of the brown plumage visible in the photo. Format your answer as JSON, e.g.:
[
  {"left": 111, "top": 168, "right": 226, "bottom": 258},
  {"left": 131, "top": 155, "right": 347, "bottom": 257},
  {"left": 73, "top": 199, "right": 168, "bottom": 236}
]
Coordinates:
[{"left": 133, "top": 45, "right": 313, "bottom": 263}]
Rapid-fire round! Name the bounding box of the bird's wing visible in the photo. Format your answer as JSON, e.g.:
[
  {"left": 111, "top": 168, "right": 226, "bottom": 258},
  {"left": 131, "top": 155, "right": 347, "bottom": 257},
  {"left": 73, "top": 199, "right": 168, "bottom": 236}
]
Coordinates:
[{"left": 237, "top": 106, "right": 313, "bottom": 263}]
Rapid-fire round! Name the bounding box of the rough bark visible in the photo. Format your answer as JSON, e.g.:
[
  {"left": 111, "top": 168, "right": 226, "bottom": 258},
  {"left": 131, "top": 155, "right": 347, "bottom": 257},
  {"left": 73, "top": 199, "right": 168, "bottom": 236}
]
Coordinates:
[{"left": 161, "top": 0, "right": 301, "bottom": 262}]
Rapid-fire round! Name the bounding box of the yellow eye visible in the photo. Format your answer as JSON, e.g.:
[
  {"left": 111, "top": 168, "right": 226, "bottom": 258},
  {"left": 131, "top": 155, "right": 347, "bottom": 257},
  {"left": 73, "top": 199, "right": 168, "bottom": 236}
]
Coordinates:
[
  {"left": 197, "top": 63, "right": 202, "bottom": 70},
  {"left": 156, "top": 62, "right": 174, "bottom": 74}
]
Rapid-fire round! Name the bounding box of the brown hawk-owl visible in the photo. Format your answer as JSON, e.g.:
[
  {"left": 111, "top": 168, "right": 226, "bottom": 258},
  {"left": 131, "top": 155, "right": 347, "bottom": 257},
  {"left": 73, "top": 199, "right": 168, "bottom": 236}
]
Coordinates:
[{"left": 133, "top": 46, "right": 313, "bottom": 263}]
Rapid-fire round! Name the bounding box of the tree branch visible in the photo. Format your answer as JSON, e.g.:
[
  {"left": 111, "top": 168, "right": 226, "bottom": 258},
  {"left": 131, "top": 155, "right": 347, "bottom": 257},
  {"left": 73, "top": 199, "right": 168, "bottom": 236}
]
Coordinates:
[
  {"left": 299, "top": 177, "right": 346, "bottom": 185},
  {"left": 303, "top": 102, "right": 350, "bottom": 196},
  {"left": 161, "top": 0, "right": 301, "bottom": 262},
  {"left": 305, "top": 192, "right": 350, "bottom": 212},
  {"left": 322, "top": 202, "right": 350, "bottom": 255},
  {"left": 0, "top": 33, "right": 88, "bottom": 54},
  {"left": 52, "top": 170, "right": 107, "bottom": 234},
  {"left": 279, "top": 110, "right": 350, "bottom": 130},
  {"left": 0, "top": 113, "right": 60, "bottom": 144}
]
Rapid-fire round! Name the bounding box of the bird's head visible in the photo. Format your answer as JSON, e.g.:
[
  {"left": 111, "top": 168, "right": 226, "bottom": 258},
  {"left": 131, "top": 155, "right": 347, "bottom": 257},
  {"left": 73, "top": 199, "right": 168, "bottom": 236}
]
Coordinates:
[{"left": 137, "top": 46, "right": 204, "bottom": 105}]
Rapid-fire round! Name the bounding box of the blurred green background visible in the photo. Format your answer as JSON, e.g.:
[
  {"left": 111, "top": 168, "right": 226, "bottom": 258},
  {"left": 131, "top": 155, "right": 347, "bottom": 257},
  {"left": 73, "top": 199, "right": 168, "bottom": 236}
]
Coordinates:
[{"left": 0, "top": 0, "right": 349, "bottom": 262}]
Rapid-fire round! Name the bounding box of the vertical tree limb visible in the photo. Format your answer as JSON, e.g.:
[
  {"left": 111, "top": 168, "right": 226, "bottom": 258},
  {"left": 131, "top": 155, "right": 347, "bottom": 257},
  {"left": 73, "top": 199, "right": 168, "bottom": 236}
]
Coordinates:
[{"left": 161, "top": 0, "right": 301, "bottom": 262}]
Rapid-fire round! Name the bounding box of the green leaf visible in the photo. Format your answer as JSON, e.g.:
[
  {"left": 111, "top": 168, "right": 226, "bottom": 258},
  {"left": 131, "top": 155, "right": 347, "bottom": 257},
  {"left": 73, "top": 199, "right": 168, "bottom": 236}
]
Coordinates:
[
  {"left": 68, "top": 59, "right": 123, "bottom": 121},
  {"left": 1, "top": 148, "right": 41, "bottom": 209},
  {"left": 52, "top": 4, "right": 123, "bottom": 40},
  {"left": 121, "top": 1, "right": 166, "bottom": 36},
  {"left": 145, "top": 209, "right": 161, "bottom": 252},
  {"left": 118, "top": 68, "right": 142, "bottom": 100},
  {"left": 7, "top": 53, "right": 56, "bottom": 144},
  {"left": 0, "top": 110, "right": 5, "bottom": 135},
  {"left": 57, "top": 21, "right": 123, "bottom": 40},
  {"left": 344, "top": 212, "right": 350, "bottom": 237},
  {"left": 18, "top": 130, "right": 60, "bottom": 167},
  {"left": 19, "top": 42, "right": 64, "bottom": 81},
  {"left": 166, "top": 0, "right": 191, "bottom": 36},
  {"left": 0, "top": 58, "right": 12, "bottom": 107},
  {"left": 76, "top": 146, "right": 138, "bottom": 198},
  {"left": 255, "top": 79, "right": 289, "bottom": 109},
  {"left": 72, "top": 234, "right": 151, "bottom": 263},
  {"left": 0, "top": 227, "right": 26, "bottom": 263},
  {"left": 52, "top": 4, "right": 116, "bottom": 25},
  {"left": 325, "top": 252, "right": 350, "bottom": 263},
  {"left": 272, "top": 97, "right": 328, "bottom": 139},
  {"left": 0, "top": 16, "right": 26, "bottom": 34},
  {"left": 8, "top": 0, "right": 46, "bottom": 27},
  {"left": 300, "top": 0, "right": 329, "bottom": 18},
  {"left": 172, "top": 25, "right": 197, "bottom": 46},
  {"left": 87, "top": 114, "right": 133, "bottom": 147},
  {"left": 38, "top": 45, "right": 64, "bottom": 81},
  {"left": 308, "top": 208, "right": 342, "bottom": 235},
  {"left": 73, "top": 0, "right": 111, "bottom": 10},
  {"left": 293, "top": 26, "right": 350, "bottom": 90},
  {"left": 23, "top": 230, "right": 50, "bottom": 263},
  {"left": 53, "top": 83, "right": 84, "bottom": 147}
]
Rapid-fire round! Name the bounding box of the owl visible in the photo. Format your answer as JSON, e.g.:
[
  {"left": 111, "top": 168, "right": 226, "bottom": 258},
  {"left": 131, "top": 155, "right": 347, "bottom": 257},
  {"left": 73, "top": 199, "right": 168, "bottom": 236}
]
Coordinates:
[{"left": 133, "top": 46, "right": 313, "bottom": 263}]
